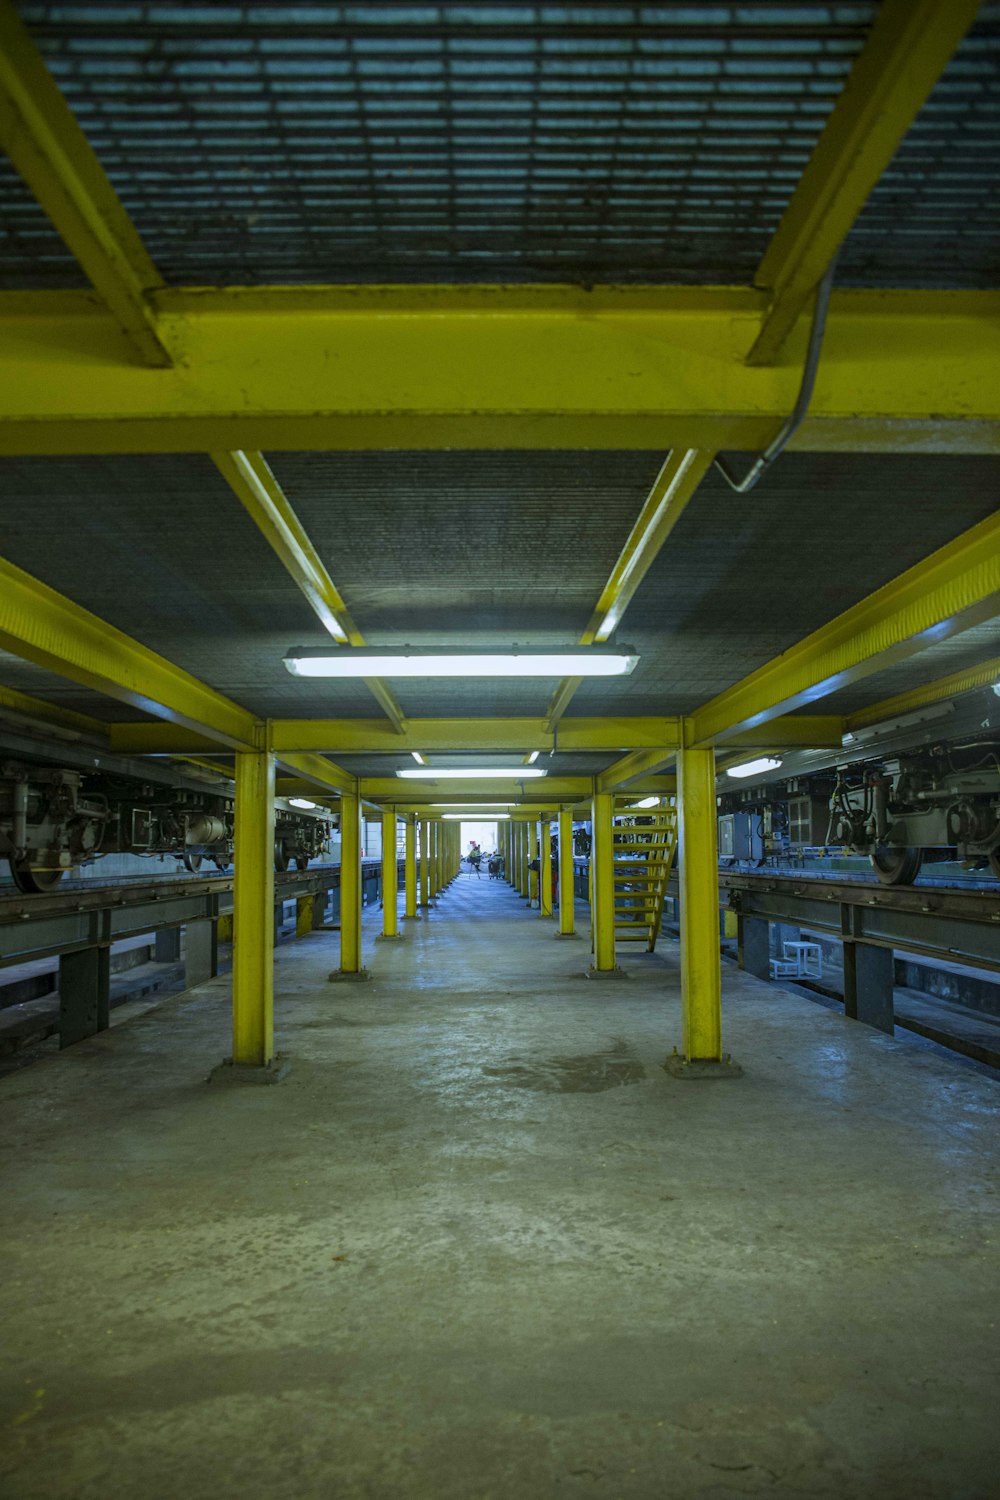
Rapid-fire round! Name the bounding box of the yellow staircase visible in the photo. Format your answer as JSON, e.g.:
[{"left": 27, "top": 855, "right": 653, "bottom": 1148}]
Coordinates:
[{"left": 612, "top": 801, "right": 678, "bottom": 952}]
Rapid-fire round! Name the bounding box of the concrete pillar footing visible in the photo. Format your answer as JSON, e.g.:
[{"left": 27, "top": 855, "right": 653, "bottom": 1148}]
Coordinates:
[
  {"left": 328, "top": 968, "right": 372, "bottom": 983},
  {"left": 554, "top": 931, "right": 581, "bottom": 940},
  {"left": 207, "top": 1055, "right": 289, "bottom": 1086},
  {"left": 663, "top": 1053, "right": 743, "bottom": 1080},
  {"left": 402, "top": 913, "right": 423, "bottom": 922},
  {"left": 584, "top": 965, "right": 629, "bottom": 981},
  {"left": 376, "top": 933, "right": 405, "bottom": 943}
]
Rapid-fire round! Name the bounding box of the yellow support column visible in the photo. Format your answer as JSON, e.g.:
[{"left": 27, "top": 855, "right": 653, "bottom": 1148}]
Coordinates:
[
  {"left": 429, "top": 820, "right": 439, "bottom": 900},
  {"left": 330, "top": 787, "right": 369, "bottom": 981},
  {"left": 404, "top": 813, "right": 419, "bottom": 920},
  {"left": 210, "top": 748, "right": 284, "bottom": 1081},
  {"left": 519, "top": 821, "right": 529, "bottom": 898},
  {"left": 378, "top": 808, "right": 402, "bottom": 941},
  {"left": 667, "top": 748, "right": 741, "bottom": 1078},
  {"left": 528, "top": 821, "right": 539, "bottom": 908},
  {"left": 539, "top": 817, "right": 553, "bottom": 918},
  {"left": 557, "top": 808, "right": 577, "bottom": 938},
  {"left": 295, "top": 895, "right": 313, "bottom": 938},
  {"left": 589, "top": 791, "right": 622, "bottom": 977},
  {"left": 419, "top": 818, "right": 430, "bottom": 909}
]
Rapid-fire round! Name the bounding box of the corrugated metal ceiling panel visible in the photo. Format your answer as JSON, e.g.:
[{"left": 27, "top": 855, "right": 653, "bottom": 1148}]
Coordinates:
[{"left": 4, "top": 1, "right": 876, "bottom": 287}]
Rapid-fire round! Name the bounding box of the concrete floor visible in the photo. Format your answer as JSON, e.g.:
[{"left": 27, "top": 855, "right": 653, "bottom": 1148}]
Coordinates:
[{"left": 1, "top": 874, "right": 998, "bottom": 1499}]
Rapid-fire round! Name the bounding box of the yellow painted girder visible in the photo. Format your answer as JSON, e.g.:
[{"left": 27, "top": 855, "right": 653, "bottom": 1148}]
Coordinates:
[
  {"left": 723, "top": 715, "right": 844, "bottom": 749},
  {"left": 686, "top": 510, "right": 1000, "bottom": 747},
  {"left": 0, "top": 554, "right": 260, "bottom": 748},
  {"left": 845, "top": 655, "right": 1000, "bottom": 732},
  {"left": 546, "top": 448, "right": 714, "bottom": 727},
  {"left": 595, "top": 747, "right": 676, "bottom": 795},
  {"left": 0, "top": 683, "right": 108, "bottom": 741},
  {"left": 272, "top": 750, "right": 355, "bottom": 798},
  {"left": 0, "top": 1, "right": 171, "bottom": 366},
  {"left": 268, "top": 715, "right": 681, "bottom": 755},
  {"left": 749, "top": 0, "right": 980, "bottom": 366},
  {"left": 1, "top": 286, "right": 997, "bottom": 456},
  {"left": 211, "top": 449, "right": 405, "bottom": 732}
]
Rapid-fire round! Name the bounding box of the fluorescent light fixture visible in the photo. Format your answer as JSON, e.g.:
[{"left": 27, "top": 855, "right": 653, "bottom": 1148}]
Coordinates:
[
  {"left": 443, "top": 812, "right": 510, "bottom": 819},
  {"left": 397, "top": 767, "right": 547, "bottom": 780},
  {"left": 430, "top": 802, "right": 515, "bottom": 808},
  {"left": 629, "top": 796, "right": 659, "bottom": 809},
  {"left": 526, "top": 749, "right": 540, "bottom": 764},
  {"left": 287, "top": 797, "right": 318, "bottom": 810},
  {"left": 284, "top": 647, "right": 638, "bottom": 678},
  {"left": 992, "top": 681, "right": 1000, "bottom": 698},
  {"left": 411, "top": 751, "right": 427, "bottom": 765},
  {"left": 725, "top": 757, "right": 783, "bottom": 780}
]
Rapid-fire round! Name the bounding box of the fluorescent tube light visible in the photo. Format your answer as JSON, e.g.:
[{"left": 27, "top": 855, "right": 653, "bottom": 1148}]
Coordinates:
[
  {"left": 443, "top": 812, "right": 510, "bottom": 819},
  {"left": 526, "top": 749, "right": 540, "bottom": 764},
  {"left": 396, "top": 767, "right": 547, "bottom": 780},
  {"left": 411, "top": 751, "right": 427, "bottom": 765},
  {"left": 629, "top": 797, "right": 659, "bottom": 809},
  {"left": 287, "top": 797, "right": 318, "bottom": 810},
  {"left": 725, "top": 757, "right": 783, "bottom": 780},
  {"left": 430, "top": 802, "right": 515, "bottom": 807},
  {"left": 284, "top": 648, "right": 638, "bottom": 678}
]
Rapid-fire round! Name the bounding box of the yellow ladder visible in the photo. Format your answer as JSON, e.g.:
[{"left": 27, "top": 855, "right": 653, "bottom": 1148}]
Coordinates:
[{"left": 612, "top": 800, "right": 677, "bottom": 953}]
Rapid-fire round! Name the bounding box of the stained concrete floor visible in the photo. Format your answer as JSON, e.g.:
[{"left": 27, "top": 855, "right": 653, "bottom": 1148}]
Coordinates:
[{"left": 1, "top": 874, "right": 999, "bottom": 1500}]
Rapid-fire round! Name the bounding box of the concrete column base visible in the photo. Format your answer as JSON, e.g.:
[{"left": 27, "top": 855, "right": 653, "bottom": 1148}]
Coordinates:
[
  {"left": 376, "top": 932, "right": 405, "bottom": 943},
  {"left": 663, "top": 1053, "right": 743, "bottom": 1080},
  {"left": 402, "top": 913, "right": 422, "bottom": 922},
  {"left": 554, "top": 931, "right": 580, "bottom": 940},
  {"left": 584, "top": 965, "right": 628, "bottom": 981},
  {"left": 208, "top": 1055, "right": 289, "bottom": 1086},
  {"left": 328, "top": 968, "right": 372, "bottom": 983}
]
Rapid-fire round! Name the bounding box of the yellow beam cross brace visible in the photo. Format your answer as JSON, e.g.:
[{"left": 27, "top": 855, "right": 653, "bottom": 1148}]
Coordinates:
[
  {"left": 845, "top": 654, "right": 1000, "bottom": 733},
  {"left": 686, "top": 510, "right": 1000, "bottom": 747},
  {"left": 0, "top": 683, "right": 109, "bottom": 742},
  {"left": 211, "top": 450, "right": 405, "bottom": 732},
  {"left": 748, "top": 0, "right": 980, "bottom": 366},
  {"left": 0, "top": 553, "right": 259, "bottom": 748},
  {"left": 545, "top": 450, "right": 714, "bottom": 730},
  {"left": 0, "top": 0, "right": 171, "bottom": 366}
]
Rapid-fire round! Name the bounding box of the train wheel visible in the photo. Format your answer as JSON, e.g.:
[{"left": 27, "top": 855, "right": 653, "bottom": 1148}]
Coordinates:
[
  {"left": 274, "top": 838, "right": 290, "bottom": 872},
  {"left": 9, "top": 859, "right": 65, "bottom": 894},
  {"left": 182, "top": 851, "right": 203, "bottom": 874},
  {"left": 870, "top": 846, "right": 923, "bottom": 886}
]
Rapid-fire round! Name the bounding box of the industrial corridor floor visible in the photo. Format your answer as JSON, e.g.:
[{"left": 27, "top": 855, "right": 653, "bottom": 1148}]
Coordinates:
[{"left": 1, "top": 874, "right": 998, "bottom": 1500}]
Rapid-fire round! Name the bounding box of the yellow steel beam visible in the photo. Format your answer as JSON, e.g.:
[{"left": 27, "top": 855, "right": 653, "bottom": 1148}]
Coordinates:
[
  {"left": 211, "top": 449, "right": 405, "bottom": 732},
  {"left": 686, "top": 511, "right": 1000, "bottom": 747},
  {"left": 272, "top": 750, "right": 353, "bottom": 798},
  {"left": 723, "top": 715, "right": 844, "bottom": 749},
  {"left": 596, "top": 747, "right": 676, "bottom": 795},
  {"left": 749, "top": 0, "right": 980, "bottom": 366},
  {"left": 0, "top": 554, "right": 259, "bottom": 748},
  {"left": 546, "top": 449, "right": 714, "bottom": 727},
  {"left": 360, "top": 776, "right": 594, "bottom": 804},
  {"left": 1, "top": 286, "right": 997, "bottom": 456},
  {"left": 845, "top": 655, "right": 1000, "bottom": 732},
  {"left": 267, "top": 715, "right": 681, "bottom": 755},
  {"left": 0, "top": 1, "right": 170, "bottom": 366},
  {"left": 0, "top": 683, "right": 108, "bottom": 741}
]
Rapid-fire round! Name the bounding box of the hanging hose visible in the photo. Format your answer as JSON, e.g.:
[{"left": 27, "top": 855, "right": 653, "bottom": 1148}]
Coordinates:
[{"left": 713, "top": 255, "right": 839, "bottom": 495}]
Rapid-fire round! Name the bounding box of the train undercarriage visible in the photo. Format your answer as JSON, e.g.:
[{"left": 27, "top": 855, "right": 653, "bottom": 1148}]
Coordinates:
[
  {"left": 0, "top": 759, "right": 332, "bottom": 894},
  {"left": 719, "top": 734, "right": 1000, "bottom": 886}
]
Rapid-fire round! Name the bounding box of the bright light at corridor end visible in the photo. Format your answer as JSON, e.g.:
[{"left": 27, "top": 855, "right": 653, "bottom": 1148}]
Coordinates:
[
  {"left": 443, "top": 812, "right": 510, "bottom": 819},
  {"left": 397, "top": 767, "right": 547, "bottom": 780},
  {"left": 284, "top": 648, "right": 638, "bottom": 678},
  {"left": 725, "top": 757, "right": 783, "bottom": 780}
]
